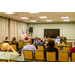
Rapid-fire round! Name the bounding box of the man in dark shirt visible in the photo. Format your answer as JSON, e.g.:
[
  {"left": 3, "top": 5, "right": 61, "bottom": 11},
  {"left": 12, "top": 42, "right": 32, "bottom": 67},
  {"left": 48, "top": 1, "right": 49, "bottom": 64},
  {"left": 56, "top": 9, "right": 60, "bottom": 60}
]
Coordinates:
[{"left": 44, "top": 40, "right": 58, "bottom": 61}]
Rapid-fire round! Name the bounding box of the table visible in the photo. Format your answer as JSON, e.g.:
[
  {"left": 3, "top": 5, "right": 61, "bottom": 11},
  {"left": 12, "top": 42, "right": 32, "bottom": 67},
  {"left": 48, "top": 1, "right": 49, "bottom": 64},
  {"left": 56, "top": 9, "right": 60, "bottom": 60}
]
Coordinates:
[{"left": 57, "top": 44, "right": 68, "bottom": 51}]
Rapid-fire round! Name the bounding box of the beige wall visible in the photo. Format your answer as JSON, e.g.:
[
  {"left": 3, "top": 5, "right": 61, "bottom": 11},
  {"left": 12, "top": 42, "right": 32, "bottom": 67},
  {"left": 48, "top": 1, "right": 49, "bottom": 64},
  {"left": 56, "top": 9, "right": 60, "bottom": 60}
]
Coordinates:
[{"left": 28, "top": 23, "right": 75, "bottom": 42}]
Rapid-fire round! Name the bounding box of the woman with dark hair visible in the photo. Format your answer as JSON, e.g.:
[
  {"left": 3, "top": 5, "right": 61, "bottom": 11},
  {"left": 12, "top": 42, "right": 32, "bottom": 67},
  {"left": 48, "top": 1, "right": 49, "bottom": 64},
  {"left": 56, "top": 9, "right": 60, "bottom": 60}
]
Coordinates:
[
  {"left": 4, "top": 36, "right": 9, "bottom": 43},
  {"left": 11, "top": 37, "right": 21, "bottom": 56},
  {"left": 44, "top": 40, "right": 58, "bottom": 61}
]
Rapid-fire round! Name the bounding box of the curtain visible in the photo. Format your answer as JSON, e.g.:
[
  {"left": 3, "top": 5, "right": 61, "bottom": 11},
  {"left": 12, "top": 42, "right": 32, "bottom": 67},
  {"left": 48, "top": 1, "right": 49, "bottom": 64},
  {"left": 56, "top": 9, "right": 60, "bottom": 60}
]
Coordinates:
[{"left": 0, "top": 17, "right": 8, "bottom": 42}]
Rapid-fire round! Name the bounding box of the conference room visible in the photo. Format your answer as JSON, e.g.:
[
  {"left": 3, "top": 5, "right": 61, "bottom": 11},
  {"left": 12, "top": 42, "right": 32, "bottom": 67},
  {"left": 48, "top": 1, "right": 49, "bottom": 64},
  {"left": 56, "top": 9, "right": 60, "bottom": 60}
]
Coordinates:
[{"left": 0, "top": 12, "right": 75, "bottom": 62}]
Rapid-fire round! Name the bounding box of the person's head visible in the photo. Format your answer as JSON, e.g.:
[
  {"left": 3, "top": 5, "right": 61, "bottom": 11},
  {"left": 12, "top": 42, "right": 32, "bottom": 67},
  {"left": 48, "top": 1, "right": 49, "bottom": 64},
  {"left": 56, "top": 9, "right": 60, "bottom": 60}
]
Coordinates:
[
  {"left": 25, "top": 37, "right": 28, "bottom": 40},
  {"left": 44, "top": 36, "right": 47, "bottom": 39},
  {"left": 1, "top": 43, "right": 10, "bottom": 52},
  {"left": 57, "top": 36, "right": 59, "bottom": 39},
  {"left": 12, "top": 37, "right": 17, "bottom": 43},
  {"left": 46, "top": 37, "right": 50, "bottom": 42},
  {"left": 38, "top": 38, "right": 41, "bottom": 42},
  {"left": 5, "top": 37, "right": 8, "bottom": 40},
  {"left": 48, "top": 40, "right": 55, "bottom": 47},
  {"left": 27, "top": 39, "right": 32, "bottom": 44},
  {"left": 23, "top": 31, "right": 24, "bottom": 34},
  {"left": 35, "top": 35, "right": 38, "bottom": 38}
]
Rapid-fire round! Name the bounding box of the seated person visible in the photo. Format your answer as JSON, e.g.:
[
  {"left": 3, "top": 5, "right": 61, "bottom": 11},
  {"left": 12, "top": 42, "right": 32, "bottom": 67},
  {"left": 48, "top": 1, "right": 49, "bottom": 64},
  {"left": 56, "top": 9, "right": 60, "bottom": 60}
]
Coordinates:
[
  {"left": 36, "top": 38, "right": 45, "bottom": 49},
  {"left": 44, "top": 40, "right": 58, "bottom": 61},
  {"left": 4, "top": 36, "right": 9, "bottom": 43},
  {"left": 23, "top": 36, "right": 28, "bottom": 44},
  {"left": 0, "top": 43, "right": 19, "bottom": 60},
  {"left": 55, "top": 36, "right": 60, "bottom": 44},
  {"left": 43, "top": 36, "right": 47, "bottom": 44},
  {"left": 11, "top": 37, "right": 21, "bottom": 56},
  {"left": 33, "top": 35, "right": 39, "bottom": 46},
  {"left": 46, "top": 37, "right": 51, "bottom": 46},
  {"left": 22, "top": 39, "right": 37, "bottom": 58}
]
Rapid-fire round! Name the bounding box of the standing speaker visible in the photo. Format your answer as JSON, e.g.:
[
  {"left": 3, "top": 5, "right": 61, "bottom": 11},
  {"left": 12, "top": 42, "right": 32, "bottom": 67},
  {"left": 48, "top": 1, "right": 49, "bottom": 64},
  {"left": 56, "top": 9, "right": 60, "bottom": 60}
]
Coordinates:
[{"left": 29, "top": 27, "right": 33, "bottom": 32}]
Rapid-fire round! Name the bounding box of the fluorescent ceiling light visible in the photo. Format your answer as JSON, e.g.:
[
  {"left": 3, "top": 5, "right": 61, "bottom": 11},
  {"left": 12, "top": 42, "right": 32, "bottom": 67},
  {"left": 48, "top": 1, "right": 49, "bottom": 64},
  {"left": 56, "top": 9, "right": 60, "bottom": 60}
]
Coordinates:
[
  {"left": 4, "top": 12, "right": 15, "bottom": 14},
  {"left": 29, "top": 12, "right": 39, "bottom": 13},
  {"left": 39, "top": 16, "right": 47, "bottom": 18},
  {"left": 63, "top": 19, "right": 70, "bottom": 21},
  {"left": 46, "top": 20, "right": 52, "bottom": 22},
  {"left": 21, "top": 17, "right": 28, "bottom": 19},
  {"left": 30, "top": 20, "right": 37, "bottom": 22},
  {"left": 61, "top": 16, "right": 69, "bottom": 19}
]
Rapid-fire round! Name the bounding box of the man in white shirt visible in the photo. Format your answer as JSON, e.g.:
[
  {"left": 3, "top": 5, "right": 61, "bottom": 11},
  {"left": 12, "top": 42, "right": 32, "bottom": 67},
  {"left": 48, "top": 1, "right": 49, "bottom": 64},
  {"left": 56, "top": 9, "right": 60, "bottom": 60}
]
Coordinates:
[{"left": 21, "top": 31, "right": 26, "bottom": 41}]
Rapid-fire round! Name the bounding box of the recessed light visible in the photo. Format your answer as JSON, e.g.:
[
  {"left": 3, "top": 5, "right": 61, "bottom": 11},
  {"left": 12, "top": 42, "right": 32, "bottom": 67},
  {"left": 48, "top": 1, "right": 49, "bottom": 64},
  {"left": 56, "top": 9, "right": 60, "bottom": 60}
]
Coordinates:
[
  {"left": 39, "top": 16, "right": 47, "bottom": 18},
  {"left": 46, "top": 20, "right": 52, "bottom": 22},
  {"left": 30, "top": 20, "right": 37, "bottom": 22},
  {"left": 21, "top": 17, "right": 28, "bottom": 19},
  {"left": 4, "top": 12, "right": 15, "bottom": 14},
  {"left": 29, "top": 12, "right": 39, "bottom": 13},
  {"left": 61, "top": 16, "right": 69, "bottom": 19},
  {"left": 63, "top": 19, "right": 70, "bottom": 21}
]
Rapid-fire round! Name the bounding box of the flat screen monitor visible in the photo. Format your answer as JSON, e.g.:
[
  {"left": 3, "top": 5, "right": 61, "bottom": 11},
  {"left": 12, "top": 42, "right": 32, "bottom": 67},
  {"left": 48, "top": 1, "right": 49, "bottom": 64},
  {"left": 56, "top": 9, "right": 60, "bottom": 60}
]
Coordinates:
[{"left": 44, "top": 29, "right": 60, "bottom": 38}]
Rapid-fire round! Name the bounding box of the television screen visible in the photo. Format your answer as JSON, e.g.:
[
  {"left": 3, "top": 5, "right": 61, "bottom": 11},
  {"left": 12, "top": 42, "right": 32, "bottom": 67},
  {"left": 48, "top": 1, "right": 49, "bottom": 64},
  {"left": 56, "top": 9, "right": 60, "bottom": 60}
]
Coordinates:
[{"left": 44, "top": 29, "right": 60, "bottom": 38}]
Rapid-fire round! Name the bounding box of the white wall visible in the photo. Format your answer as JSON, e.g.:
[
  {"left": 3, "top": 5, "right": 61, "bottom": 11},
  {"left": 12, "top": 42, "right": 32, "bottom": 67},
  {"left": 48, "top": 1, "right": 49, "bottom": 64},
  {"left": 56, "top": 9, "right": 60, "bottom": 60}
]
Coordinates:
[{"left": 28, "top": 23, "right": 75, "bottom": 42}]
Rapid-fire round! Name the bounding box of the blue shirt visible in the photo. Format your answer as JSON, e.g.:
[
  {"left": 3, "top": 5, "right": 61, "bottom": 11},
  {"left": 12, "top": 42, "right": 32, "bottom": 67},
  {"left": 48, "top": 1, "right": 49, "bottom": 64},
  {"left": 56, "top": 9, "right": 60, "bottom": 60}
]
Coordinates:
[
  {"left": 34, "top": 37, "right": 39, "bottom": 42},
  {"left": 55, "top": 38, "right": 60, "bottom": 43},
  {"left": 22, "top": 44, "right": 37, "bottom": 57}
]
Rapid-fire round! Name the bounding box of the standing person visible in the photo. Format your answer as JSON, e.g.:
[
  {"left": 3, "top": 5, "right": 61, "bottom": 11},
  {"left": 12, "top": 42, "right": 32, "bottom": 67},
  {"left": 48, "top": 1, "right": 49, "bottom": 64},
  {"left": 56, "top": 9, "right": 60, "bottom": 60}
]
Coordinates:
[
  {"left": 21, "top": 31, "right": 26, "bottom": 41},
  {"left": 55, "top": 36, "right": 60, "bottom": 44},
  {"left": 44, "top": 40, "right": 58, "bottom": 61},
  {"left": 22, "top": 39, "right": 37, "bottom": 58},
  {"left": 33, "top": 35, "right": 39, "bottom": 46}
]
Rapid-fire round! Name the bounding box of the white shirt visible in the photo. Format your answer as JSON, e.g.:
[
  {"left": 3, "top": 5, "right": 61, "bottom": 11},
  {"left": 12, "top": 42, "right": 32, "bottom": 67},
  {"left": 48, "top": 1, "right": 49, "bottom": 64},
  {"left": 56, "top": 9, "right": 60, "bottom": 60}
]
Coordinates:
[{"left": 21, "top": 34, "right": 26, "bottom": 39}]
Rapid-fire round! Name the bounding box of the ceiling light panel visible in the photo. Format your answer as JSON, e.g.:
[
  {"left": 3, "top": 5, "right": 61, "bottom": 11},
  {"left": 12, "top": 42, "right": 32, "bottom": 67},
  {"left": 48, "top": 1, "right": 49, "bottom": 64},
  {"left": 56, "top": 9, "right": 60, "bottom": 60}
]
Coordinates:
[
  {"left": 63, "top": 19, "right": 70, "bottom": 21},
  {"left": 30, "top": 20, "right": 37, "bottom": 22},
  {"left": 61, "top": 16, "right": 69, "bottom": 19},
  {"left": 39, "top": 16, "right": 47, "bottom": 18},
  {"left": 21, "top": 17, "right": 28, "bottom": 19},
  {"left": 4, "top": 12, "right": 15, "bottom": 14},
  {"left": 46, "top": 20, "right": 52, "bottom": 22}
]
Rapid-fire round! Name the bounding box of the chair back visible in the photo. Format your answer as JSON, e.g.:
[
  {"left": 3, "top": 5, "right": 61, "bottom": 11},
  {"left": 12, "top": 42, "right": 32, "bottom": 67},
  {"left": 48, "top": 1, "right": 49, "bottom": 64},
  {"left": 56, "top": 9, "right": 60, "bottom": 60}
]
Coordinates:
[
  {"left": 19, "top": 40, "right": 22, "bottom": 42},
  {"left": 9, "top": 41, "right": 12, "bottom": 45},
  {"left": 19, "top": 41, "right": 23, "bottom": 47},
  {"left": 54, "top": 46, "right": 60, "bottom": 51},
  {"left": 58, "top": 51, "right": 69, "bottom": 62},
  {"left": 0, "top": 59, "right": 8, "bottom": 62},
  {"left": 63, "top": 46, "right": 70, "bottom": 52},
  {"left": 11, "top": 44, "right": 17, "bottom": 50},
  {"left": 71, "top": 52, "right": 75, "bottom": 62},
  {"left": 0, "top": 43, "right": 3, "bottom": 49},
  {"left": 46, "top": 52, "right": 56, "bottom": 62},
  {"left": 24, "top": 50, "right": 33, "bottom": 61},
  {"left": 38, "top": 46, "right": 44, "bottom": 50},
  {"left": 35, "top": 50, "right": 44, "bottom": 61},
  {"left": 24, "top": 42, "right": 27, "bottom": 46}
]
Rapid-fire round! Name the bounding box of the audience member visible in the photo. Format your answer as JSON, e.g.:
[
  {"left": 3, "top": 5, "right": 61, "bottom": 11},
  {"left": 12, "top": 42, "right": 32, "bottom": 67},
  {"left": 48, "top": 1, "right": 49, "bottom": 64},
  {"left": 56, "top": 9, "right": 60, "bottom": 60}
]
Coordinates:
[
  {"left": 0, "top": 43, "right": 19, "bottom": 60},
  {"left": 22, "top": 39, "right": 37, "bottom": 58},
  {"left": 23, "top": 37, "right": 28, "bottom": 44},
  {"left": 33, "top": 35, "right": 39, "bottom": 46},
  {"left": 43, "top": 36, "right": 47, "bottom": 44},
  {"left": 46, "top": 37, "right": 51, "bottom": 46},
  {"left": 4, "top": 36, "right": 9, "bottom": 43},
  {"left": 69, "top": 47, "right": 75, "bottom": 61},
  {"left": 44, "top": 40, "right": 58, "bottom": 61},
  {"left": 36, "top": 38, "right": 45, "bottom": 49},
  {"left": 11, "top": 37, "right": 21, "bottom": 56},
  {"left": 21, "top": 31, "right": 26, "bottom": 41},
  {"left": 55, "top": 36, "right": 60, "bottom": 44}
]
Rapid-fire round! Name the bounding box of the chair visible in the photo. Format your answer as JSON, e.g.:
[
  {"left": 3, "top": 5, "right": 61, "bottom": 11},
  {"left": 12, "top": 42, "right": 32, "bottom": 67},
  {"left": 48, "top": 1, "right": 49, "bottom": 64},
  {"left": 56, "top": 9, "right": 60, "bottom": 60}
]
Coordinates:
[
  {"left": 58, "top": 51, "right": 69, "bottom": 62},
  {"left": 54, "top": 46, "right": 60, "bottom": 51},
  {"left": 46, "top": 52, "right": 56, "bottom": 62},
  {"left": 71, "top": 52, "right": 75, "bottom": 62},
  {"left": 0, "top": 43, "right": 3, "bottom": 49},
  {"left": 35, "top": 50, "right": 44, "bottom": 61},
  {"left": 9, "top": 41, "right": 12, "bottom": 45},
  {"left": 19, "top": 41, "right": 23, "bottom": 48},
  {"left": 24, "top": 50, "right": 33, "bottom": 62},
  {"left": 19, "top": 40, "right": 22, "bottom": 42},
  {"left": 67, "top": 42, "right": 72, "bottom": 49},
  {"left": 24, "top": 42, "right": 27, "bottom": 46},
  {"left": 0, "top": 59, "right": 8, "bottom": 62},
  {"left": 10, "top": 60, "right": 25, "bottom": 62},
  {"left": 46, "top": 46, "right": 48, "bottom": 48},
  {"left": 11, "top": 44, "right": 17, "bottom": 50},
  {"left": 63, "top": 46, "right": 70, "bottom": 52},
  {"left": 38, "top": 46, "right": 44, "bottom": 50}
]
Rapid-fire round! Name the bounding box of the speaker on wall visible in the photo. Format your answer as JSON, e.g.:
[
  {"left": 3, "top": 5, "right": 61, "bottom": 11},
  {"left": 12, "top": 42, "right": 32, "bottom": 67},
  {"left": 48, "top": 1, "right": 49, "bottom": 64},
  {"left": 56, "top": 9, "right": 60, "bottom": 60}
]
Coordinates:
[{"left": 29, "top": 27, "right": 33, "bottom": 32}]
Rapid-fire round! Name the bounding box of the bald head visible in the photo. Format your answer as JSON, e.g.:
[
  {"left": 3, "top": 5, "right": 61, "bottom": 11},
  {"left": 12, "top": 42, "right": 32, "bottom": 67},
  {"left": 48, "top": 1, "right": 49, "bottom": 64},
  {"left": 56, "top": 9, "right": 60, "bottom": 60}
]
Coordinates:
[
  {"left": 36, "top": 35, "right": 38, "bottom": 38},
  {"left": 27, "top": 39, "right": 32, "bottom": 44}
]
